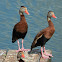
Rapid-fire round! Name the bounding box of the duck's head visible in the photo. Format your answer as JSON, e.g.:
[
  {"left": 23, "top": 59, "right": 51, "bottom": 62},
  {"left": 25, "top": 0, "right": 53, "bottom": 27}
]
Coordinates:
[
  {"left": 47, "top": 11, "right": 56, "bottom": 18},
  {"left": 19, "top": 6, "right": 29, "bottom": 15}
]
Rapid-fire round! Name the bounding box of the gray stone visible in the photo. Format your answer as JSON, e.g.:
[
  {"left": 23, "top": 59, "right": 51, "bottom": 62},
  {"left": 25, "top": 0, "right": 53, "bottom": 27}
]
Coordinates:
[
  {"left": 17, "top": 49, "right": 52, "bottom": 62},
  {"left": 4, "top": 50, "right": 19, "bottom": 62},
  {"left": 0, "top": 50, "right": 7, "bottom": 62}
]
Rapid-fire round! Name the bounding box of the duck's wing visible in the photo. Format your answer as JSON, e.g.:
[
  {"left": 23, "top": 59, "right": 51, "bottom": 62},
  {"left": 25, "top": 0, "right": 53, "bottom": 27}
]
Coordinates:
[{"left": 31, "top": 29, "right": 45, "bottom": 50}]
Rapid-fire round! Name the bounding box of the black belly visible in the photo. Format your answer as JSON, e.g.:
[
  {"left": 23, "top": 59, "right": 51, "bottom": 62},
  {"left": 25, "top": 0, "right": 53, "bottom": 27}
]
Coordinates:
[
  {"left": 35, "top": 35, "right": 50, "bottom": 47},
  {"left": 13, "top": 31, "right": 27, "bottom": 39},
  {"left": 12, "top": 29, "right": 27, "bottom": 43}
]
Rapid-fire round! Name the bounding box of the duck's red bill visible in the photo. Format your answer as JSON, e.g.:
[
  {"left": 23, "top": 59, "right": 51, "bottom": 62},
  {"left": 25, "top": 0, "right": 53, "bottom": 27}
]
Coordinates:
[
  {"left": 52, "top": 14, "right": 56, "bottom": 18},
  {"left": 25, "top": 10, "right": 29, "bottom": 15},
  {"left": 21, "top": 54, "right": 25, "bottom": 58}
]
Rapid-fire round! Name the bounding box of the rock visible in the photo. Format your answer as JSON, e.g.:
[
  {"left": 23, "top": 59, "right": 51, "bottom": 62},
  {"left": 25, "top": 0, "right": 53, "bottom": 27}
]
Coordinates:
[
  {"left": 0, "top": 50, "right": 7, "bottom": 62},
  {"left": 40, "top": 50, "right": 52, "bottom": 62},
  {"left": 17, "top": 49, "right": 52, "bottom": 62},
  {"left": 1, "top": 49, "right": 52, "bottom": 62},
  {"left": 4, "top": 50, "right": 18, "bottom": 62}
]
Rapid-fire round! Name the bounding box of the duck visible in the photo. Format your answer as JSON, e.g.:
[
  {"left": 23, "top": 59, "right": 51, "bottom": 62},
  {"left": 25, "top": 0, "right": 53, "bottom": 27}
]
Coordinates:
[
  {"left": 31, "top": 11, "right": 56, "bottom": 59},
  {"left": 12, "top": 6, "right": 30, "bottom": 52}
]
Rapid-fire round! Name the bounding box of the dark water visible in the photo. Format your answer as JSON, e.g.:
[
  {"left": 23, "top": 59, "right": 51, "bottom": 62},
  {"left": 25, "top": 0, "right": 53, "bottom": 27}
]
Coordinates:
[{"left": 0, "top": 0, "right": 62, "bottom": 62}]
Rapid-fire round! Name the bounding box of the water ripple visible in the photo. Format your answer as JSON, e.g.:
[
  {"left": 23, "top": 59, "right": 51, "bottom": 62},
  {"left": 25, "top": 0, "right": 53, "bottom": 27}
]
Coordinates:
[{"left": 0, "top": 0, "right": 62, "bottom": 62}]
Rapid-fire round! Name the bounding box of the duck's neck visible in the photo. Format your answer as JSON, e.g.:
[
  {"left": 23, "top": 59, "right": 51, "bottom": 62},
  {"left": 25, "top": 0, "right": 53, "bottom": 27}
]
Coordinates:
[
  {"left": 47, "top": 16, "right": 54, "bottom": 27},
  {"left": 20, "top": 13, "right": 26, "bottom": 21}
]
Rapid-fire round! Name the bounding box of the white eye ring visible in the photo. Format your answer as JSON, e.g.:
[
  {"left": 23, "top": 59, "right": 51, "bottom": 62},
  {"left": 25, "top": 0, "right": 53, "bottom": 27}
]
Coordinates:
[
  {"left": 20, "top": 7, "right": 25, "bottom": 12},
  {"left": 49, "top": 13, "right": 51, "bottom": 15},
  {"left": 22, "top": 8, "right": 25, "bottom": 11}
]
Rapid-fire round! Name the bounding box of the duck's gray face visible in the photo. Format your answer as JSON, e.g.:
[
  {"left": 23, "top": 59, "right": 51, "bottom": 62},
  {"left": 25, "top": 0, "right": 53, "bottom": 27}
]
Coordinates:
[
  {"left": 47, "top": 11, "right": 56, "bottom": 18},
  {"left": 20, "top": 7, "right": 26, "bottom": 12},
  {"left": 19, "top": 6, "right": 29, "bottom": 15}
]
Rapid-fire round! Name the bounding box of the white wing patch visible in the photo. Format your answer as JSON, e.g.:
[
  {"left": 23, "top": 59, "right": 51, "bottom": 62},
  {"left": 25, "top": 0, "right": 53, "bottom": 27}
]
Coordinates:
[{"left": 35, "top": 34, "right": 43, "bottom": 44}]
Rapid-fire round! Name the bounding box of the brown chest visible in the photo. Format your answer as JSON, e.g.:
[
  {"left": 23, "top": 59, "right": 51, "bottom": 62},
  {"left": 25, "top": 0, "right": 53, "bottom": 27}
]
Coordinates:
[
  {"left": 14, "top": 22, "right": 28, "bottom": 33},
  {"left": 44, "top": 27, "right": 55, "bottom": 39}
]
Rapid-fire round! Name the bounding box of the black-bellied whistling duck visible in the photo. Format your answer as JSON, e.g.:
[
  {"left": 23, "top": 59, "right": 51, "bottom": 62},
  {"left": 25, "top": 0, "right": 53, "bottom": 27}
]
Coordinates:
[
  {"left": 12, "top": 6, "right": 30, "bottom": 52},
  {"left": 31, "top": 11, "right": 56, "bottom": 59}
]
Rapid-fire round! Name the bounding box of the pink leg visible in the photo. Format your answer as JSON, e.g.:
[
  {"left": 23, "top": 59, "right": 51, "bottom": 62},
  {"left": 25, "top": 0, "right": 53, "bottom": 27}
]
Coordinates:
[
  {"left": 21, "top": 39, "right": 30, "bottom": 51},
  {"left": 22, "top": 39, "right": 24, "bottom": 49},
  {"left": 16, "top": 40, "right": 21, "bottom": 52},
  {"left": 43, "top": 46, "right": 53, "bottom": 57},
  {"left": 16, "top": 39, "right": 30, "bottom": 52},
  {"left": 41, "top": 47, "right": 50, "bottom": 59},
  {"left": 17, "top": 40, "right": 20, "bottom": 49}
]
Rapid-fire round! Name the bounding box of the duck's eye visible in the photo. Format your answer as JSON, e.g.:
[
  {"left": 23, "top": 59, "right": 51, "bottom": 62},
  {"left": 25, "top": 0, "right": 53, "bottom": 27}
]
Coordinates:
[
  {"left": 49, "top": 13, "right": 51, "bottom": 16},
  {"left": 20, "top": 7, "right": 25, "bottom": 12},
  {"left": 22, "top": 8, "right": 25, "bottom": 12}
]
